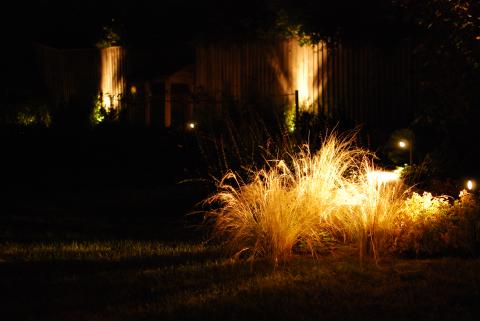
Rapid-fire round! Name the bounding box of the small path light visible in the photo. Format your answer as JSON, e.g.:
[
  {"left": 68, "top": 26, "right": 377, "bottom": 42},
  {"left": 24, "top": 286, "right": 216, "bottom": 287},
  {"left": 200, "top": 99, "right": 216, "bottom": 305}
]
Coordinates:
[
  {"left": 130, "top": 85, "right": 137, "bottom": 95},
  {"left": 466, "top": 179, "right": 476, "bottom": 191},
  {"left": 398, "top": 139, "right": 413, "bottom": 166}
]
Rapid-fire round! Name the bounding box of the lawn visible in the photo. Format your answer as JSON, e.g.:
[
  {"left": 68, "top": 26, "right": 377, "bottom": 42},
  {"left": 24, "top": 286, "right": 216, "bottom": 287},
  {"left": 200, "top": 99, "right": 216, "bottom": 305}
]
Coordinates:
[{"left": 2, "top": 210, "right": 480, "bottom": 321}]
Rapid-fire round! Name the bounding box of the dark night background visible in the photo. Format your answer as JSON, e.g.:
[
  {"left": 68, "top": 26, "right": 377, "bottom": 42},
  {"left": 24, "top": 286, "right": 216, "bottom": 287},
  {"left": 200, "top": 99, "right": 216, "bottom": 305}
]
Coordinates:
[
  {"left": 1, "top": 0, "right": 480, "bottom": 201},
  {"left": 2, "top": 0, "right": 410, "bottom": 91}
]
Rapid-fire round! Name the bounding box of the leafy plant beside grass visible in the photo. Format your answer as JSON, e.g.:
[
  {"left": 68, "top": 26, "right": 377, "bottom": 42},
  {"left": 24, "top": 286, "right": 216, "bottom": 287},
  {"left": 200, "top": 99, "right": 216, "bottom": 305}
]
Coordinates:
[
  {"left": 0, "top": 101, "right": 52, "bottom": 128},
  {"left": 394, "top": 190, "right": 480, "bottom": 257}
]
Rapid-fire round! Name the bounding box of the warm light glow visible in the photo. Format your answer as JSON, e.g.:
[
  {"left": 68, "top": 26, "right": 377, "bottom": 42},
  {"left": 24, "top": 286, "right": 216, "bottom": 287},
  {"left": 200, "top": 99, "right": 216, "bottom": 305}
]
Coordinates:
[
  {"left": 267, "top": 39, "right": 327, "bottom": 121},
  {"left": 291, "top": 41, "right": 326, "bottom": 111},
  {"left": 398, "top": 140, "right": 407, "bottom": 149},
  {"left": 367, "top": 170, "right": 401, "bottom": 186},
  {"left": 335, "top": 186, "right": 365, "bottom": 206},
  {"left": 103, "top": 95, "right": 112, "bottom": 109},
  {"left": 130, "top": 85, "right": 137, "bottom": 95},
  {"left": 188, "top": 122, "right": 195, "bottom": 129},
  {"left": 467, "top": 179, "right": 475, "bottom": 191},
  {"left": 100, "top": 46, "right": 125, "bottom": 110}
]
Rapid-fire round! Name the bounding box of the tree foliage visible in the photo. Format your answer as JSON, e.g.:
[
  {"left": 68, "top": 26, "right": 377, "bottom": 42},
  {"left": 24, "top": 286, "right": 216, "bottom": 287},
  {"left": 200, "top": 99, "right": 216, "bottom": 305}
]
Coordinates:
[
  {"left": 96, "top": 19, "right": 123, "bottom": 48},
  {"left": 392, "top": 0, "right": 480, "bottom": 177},
  {"left": 265, "top": 0, "right": 405, "bottom": 44}
]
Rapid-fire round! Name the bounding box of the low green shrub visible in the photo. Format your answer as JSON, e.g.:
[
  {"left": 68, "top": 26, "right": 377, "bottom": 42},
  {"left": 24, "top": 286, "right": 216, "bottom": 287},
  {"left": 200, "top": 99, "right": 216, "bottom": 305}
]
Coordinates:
[{"left": 393, "top": 190, "right": 480, "bottom": 257}]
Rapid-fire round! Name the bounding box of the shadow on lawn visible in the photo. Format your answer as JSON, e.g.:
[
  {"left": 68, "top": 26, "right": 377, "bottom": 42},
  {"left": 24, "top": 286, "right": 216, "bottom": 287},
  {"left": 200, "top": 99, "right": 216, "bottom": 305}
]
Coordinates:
[
  {"left": 134, "top": 258, "right": 480, "bottom": 321},
  {"left": 0, "top": 248, "right": 274, "bottom": 321},
  {"left": 0, "top": 178, "right": 212, "bottom": 243}
]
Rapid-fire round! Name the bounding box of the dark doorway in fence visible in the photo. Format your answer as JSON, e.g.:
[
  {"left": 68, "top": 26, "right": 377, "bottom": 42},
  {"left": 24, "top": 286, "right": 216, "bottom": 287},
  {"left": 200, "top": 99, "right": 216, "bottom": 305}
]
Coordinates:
[
  {"left": 170, "top": 84, "right": 192, "bottom": 129},
  {"left": 150, "top": 81, "right": 165, "bottom": 127}
]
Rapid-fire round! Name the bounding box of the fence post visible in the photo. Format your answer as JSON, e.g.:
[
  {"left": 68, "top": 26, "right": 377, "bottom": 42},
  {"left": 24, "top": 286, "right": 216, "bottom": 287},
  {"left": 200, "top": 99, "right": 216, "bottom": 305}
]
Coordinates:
[
  {"left": 165, "top": 81, "right": 171, "bottom": 128},
  {"left": 295, "top": 90, "right": 299, "bottom": 132}
]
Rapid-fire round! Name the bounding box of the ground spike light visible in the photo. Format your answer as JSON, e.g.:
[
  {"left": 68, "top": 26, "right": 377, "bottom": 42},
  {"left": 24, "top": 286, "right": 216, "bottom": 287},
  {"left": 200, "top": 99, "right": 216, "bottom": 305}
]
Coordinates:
[
  {"left": 466, "top": 179, "right": 476, "bottom": 191},
  {"left": 398, "top": 139, "right": 413, "bottom": 166}
]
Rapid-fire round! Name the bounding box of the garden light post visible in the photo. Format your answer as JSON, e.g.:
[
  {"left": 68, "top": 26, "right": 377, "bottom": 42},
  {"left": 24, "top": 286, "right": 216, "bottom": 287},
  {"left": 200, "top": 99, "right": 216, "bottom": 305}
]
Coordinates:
[{"left": 398, "top": 139, "right": 413, "bottom": 166}]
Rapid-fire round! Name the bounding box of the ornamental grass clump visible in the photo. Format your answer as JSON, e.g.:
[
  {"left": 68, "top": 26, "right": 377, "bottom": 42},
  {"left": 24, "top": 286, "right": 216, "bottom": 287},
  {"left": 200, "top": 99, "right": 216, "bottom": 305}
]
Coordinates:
[
  {"left": 204, "top": 134, "right": 368, "bottom": 263},
  {"left": 335, "top": 162, "right": 408, "bottom": 263}
]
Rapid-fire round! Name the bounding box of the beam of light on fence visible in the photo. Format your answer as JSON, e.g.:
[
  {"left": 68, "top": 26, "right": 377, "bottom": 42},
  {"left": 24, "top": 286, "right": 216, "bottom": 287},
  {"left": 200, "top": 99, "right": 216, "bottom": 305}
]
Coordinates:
[
  {"left": 268, "top": 39, "right": 327, "bottom": 117},
  {"left": 292, "top": 40, "right": 327, "bottom": 113},
  {"left": 100, "top": 46, "right": 125, "bottom": 110}
]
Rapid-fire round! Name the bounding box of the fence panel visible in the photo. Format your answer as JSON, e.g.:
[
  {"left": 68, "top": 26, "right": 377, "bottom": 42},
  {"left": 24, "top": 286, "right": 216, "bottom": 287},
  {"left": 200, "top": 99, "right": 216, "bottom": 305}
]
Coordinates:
[{"left": 195, "top": 39, "right": 417, "bottom": 129}]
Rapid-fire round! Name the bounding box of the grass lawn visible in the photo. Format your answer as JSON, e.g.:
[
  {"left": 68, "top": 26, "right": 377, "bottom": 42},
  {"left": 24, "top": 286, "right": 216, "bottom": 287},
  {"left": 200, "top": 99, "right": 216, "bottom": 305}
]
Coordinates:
[{"left": 2, "top": 214, "right": 480, "bottom": 321}]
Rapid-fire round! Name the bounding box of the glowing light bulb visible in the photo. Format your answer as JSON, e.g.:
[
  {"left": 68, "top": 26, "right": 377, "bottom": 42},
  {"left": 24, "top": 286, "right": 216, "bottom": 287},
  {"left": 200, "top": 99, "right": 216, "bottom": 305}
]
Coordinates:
[
  {"left": 398, "top": 140, "right": 407, "bottom": 148},
  {"left": 188, "top": 122, "right": 195, "bottom": 129},
  {"left": 104, "top": 95, "right": 112, "bottom": 109},
  {"left": 467, "top": 180, "right": 474, "bottom": 191}
]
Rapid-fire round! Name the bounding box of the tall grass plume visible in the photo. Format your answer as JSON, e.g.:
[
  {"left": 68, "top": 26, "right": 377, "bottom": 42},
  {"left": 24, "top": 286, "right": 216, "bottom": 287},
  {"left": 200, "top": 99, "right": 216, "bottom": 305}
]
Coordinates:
[
  {"left": 335, "top": 161, "right": 408, "bottom": 263},
  {"left": 204, "top": 133, "right": 370, "bottom": 263}
]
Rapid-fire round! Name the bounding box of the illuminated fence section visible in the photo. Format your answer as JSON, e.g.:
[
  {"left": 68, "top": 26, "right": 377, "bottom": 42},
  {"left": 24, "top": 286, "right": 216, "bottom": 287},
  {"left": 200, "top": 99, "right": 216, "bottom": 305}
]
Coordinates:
[
  {"left": 289, "top": 40, "right": 327, "bottom": 113},
  {"left": 195, "top": 39, "right": 326, "bottom": 111},
  {"left": 195, "top": 38, "right": 417, "bottom": 128},
  {"left": 99, "top": 46, "right": 126, "bottom": 110},
  {"left": 35, "top": 44, "right": 126, "bottom": 111}
]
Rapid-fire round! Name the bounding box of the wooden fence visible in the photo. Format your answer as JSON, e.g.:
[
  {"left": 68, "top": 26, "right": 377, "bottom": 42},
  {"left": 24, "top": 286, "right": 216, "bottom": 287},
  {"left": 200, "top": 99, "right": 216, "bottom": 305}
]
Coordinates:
[
  {"left": 35, "top": 44, "right": 126, "bottom": 108},
  {"left": 195, "top": 38, "right": 418, "bottom": 129},
  {"left": 34, "top": 39, "right": 418, "bottom": 130}
]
